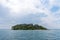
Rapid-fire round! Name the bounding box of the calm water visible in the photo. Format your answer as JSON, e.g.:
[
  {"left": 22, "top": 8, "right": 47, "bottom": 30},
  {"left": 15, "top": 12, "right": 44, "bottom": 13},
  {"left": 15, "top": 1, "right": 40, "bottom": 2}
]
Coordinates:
[{"left": 0, "top": 30, "right": 60, "bottom": 40}]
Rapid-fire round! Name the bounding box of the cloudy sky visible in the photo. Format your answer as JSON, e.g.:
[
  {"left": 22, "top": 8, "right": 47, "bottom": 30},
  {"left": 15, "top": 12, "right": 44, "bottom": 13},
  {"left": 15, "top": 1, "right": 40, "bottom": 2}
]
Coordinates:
[{"left": 0, "top": 0, "right": 60, "bottom": 29}]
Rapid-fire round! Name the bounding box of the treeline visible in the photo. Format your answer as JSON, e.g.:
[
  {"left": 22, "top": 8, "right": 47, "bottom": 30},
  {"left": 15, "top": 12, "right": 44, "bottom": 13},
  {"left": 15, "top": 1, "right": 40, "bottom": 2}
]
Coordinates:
[{"left": 12, "top": 24, "right": 47, "bottom": 30}]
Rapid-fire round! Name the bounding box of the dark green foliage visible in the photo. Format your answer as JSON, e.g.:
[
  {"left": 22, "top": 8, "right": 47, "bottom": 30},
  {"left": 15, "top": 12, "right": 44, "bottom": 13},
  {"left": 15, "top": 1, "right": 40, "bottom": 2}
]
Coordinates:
[{"left": 12, "top": 24, "right": 47, "bottom": 30}]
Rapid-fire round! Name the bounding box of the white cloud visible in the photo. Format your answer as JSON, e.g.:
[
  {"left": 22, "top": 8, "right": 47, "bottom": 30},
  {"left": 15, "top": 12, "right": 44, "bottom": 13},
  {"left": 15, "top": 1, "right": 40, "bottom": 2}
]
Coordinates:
[
  {"left": 0, "top": 0, "right": 60, "bottom": 29},
  {"left": 0, "top": 0, "right": 47, "bottom": 17}
]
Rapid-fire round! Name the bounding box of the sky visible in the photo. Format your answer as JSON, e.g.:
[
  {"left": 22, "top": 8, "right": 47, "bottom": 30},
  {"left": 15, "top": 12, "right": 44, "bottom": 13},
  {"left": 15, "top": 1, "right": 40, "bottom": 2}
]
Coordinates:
[{"left": 0, "top": 0, "right": 60, "bottom": 29}]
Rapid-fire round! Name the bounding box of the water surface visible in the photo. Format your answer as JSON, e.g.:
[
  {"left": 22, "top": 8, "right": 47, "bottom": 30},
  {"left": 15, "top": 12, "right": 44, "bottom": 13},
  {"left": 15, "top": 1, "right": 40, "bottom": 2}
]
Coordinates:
[{"left": 0, "top": 30, "right": 60, "bottom": 40}]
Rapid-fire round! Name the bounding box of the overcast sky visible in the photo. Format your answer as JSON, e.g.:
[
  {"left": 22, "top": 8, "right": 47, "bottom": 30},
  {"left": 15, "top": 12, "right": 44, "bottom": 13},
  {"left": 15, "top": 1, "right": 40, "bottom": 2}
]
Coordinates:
[{"left": 0, "top": 0, "right": 60, "bottom": 29}]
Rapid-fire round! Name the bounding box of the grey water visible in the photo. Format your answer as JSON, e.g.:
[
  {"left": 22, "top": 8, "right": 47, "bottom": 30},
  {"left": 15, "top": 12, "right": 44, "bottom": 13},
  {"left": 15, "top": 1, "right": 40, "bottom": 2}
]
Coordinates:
[{"left": 0, "top": 30, "right": 60, "bottom": 40}]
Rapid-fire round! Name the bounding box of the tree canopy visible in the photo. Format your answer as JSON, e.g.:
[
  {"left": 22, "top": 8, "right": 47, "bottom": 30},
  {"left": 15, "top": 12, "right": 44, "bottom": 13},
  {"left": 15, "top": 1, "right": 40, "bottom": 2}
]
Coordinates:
[{"left": 12, "top": 24, "right": 47, "bottom": 30}]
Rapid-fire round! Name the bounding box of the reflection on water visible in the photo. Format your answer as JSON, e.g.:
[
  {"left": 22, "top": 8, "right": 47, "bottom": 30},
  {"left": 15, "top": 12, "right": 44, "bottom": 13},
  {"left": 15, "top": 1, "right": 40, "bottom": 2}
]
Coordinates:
[{"left": 0, "top": 30, "right": 60, "bottom": 40}]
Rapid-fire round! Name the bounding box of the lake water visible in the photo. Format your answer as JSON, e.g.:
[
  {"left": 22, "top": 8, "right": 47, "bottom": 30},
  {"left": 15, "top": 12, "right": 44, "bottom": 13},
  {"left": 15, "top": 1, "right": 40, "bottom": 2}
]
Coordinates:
[{"left": 0, "top": 30, "right": 60, "bottom": 40}]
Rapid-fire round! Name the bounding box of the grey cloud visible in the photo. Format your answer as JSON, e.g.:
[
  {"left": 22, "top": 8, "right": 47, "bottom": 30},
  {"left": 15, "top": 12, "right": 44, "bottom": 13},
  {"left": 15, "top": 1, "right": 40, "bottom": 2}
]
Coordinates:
[
  {"left": 15, "top": 13, "right": 48, "bottom": 24},
  {"left": 0, "top": 5, "right": 10, "bottom": 17}
]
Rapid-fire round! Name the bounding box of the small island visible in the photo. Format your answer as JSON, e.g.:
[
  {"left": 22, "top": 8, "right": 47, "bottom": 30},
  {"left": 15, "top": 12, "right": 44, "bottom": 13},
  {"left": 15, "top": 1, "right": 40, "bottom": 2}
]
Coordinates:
[{"left": 12, "top": 24, "right": 47, "bottom": 30}]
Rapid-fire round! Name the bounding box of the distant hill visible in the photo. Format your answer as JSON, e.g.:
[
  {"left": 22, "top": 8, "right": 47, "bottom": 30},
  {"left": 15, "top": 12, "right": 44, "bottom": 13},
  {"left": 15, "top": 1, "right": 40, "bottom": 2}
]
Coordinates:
[{"left": 12, "top": 24, "right": 47, "bottom": 30}]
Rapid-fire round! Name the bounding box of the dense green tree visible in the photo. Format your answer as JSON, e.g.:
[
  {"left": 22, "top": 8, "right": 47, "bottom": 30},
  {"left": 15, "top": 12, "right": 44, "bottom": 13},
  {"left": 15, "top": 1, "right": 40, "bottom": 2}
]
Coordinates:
[{"left": 12, "top": 24, "right": 47, "bottom": 30}]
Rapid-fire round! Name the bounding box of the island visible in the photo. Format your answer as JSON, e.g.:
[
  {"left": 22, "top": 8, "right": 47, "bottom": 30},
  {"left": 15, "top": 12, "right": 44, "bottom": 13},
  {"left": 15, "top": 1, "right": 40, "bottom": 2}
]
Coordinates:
[{"left": 12, "top": 24, "right": 47, "bottom": 30}]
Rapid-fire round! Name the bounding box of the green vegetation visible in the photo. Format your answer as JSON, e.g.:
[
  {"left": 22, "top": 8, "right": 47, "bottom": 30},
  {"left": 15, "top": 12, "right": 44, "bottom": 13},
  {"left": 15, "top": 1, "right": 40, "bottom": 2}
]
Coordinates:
[{"left": 12, "top": 24, "right": 47, "bottom": 30}]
